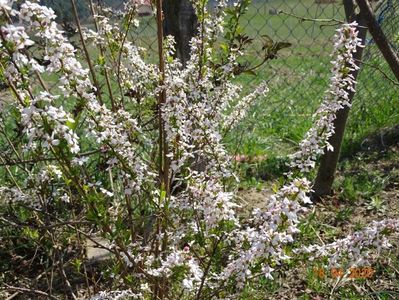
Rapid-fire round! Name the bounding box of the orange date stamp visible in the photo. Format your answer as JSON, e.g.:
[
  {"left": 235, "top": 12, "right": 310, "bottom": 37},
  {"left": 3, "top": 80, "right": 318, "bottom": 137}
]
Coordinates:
[{"left": 313, "top": 266, "right": 375, "bottom": 279}]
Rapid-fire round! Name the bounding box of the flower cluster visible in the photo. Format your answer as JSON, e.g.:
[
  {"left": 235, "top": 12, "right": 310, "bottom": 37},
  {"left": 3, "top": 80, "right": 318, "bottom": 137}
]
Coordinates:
[
  {"left": 20, "top": 92, "right": 80, "bottom": 153},
  {"left": 1, "top": 25, "right": 34, "bottom": 50},
  {"left": 296, "top": 219, "right": 399, "bottom": 267},
  {"left": 147, "top": 248, "right": 203, "bottom": 291},
  {"left": 220, "top": 177, "right": 312, "bottom": 287},
  {"left": 91, "top": 290, "right": 143, "bottom": 300},
  {"left": 289, "top": 22, "right": 364, "bottom": 173}
]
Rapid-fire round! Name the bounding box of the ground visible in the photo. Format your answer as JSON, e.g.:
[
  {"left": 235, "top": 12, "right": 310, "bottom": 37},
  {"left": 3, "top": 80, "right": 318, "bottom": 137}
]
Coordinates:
[{"left": 236, "top": 140, "right": 399, "bottom": 299}]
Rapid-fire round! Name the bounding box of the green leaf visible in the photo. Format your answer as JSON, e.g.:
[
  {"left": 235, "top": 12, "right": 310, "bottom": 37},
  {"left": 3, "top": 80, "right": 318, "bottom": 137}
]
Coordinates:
[
  {"left": 72, "top": 258, "right": 82, "bottom": 272},
  {"left": 243, "top": 69, "right": 257, "bottom": 76},
  {"left": 273, "top": 42, "right": 292, "bottom": 52},
  {"left": 261, "top": 34, "right": 274, "bottom": 48},
  {"left": 220, "top": 42, "right": 229, "bottom": 55},
  {"left": 160, "top": 189, "right": 166, "bottom": 203},
  {"left": 23, "top": 228, "right": 39, "bottom": 240},
  {"left": 66, "top": 119, "right": 76, "bottom": 130}
]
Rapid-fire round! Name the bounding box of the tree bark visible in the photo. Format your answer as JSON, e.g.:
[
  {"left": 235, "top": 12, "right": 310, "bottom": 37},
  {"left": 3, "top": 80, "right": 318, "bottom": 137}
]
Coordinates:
[
  {"left": 163, "top": 0, "right": 198, "bottom": 66},
  {"left": 355, "top": 0, "right": 399, "bottom": 81},
  {"left": 312, "top": 0, "right": 367, "bottom": 198}
]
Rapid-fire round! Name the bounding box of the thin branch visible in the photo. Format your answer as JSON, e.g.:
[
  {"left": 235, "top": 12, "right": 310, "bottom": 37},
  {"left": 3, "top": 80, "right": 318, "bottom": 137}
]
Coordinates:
[
  {"left": 196, "top": 235, "right": 223, "bottom": 300},
  {"left": 355, "top": 58, "right": 399, "bottom": 86},
  {"left": 155, "top": 0, "right": 169, "bottom": 192},
  {"left": 0, "top": 217, "right": 90, "bottom": 230},
  {"left": 278, "top": 10, "right": 344, "bottom": 25},
  {"left": 70, "top": 0, "right": 103, "bottom": 105},
  {"left": 0, "top": 149, "right": 101, "bottom": 167},
  {"left": 117, "top": 8, "right": 136, "bottom": 103},
  {"left": 0, "top": 156, "right": 22, "bottom": 191},
  {"left": 88, "top": 0, "right": 116, "bottom": 110},
  {"left": 2, "top": 285, "right": 58, "bottom": 300},
  {"left": 0, "top": 125, "right": 30, "bottom": 174}
]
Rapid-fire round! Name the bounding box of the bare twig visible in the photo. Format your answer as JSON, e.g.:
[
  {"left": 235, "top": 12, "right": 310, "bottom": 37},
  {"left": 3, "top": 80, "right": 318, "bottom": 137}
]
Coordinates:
[
  {"left": 0, "top": 156, "right": 22, "bottom": 191},
  {"left": 278, "top": 10, "right": 344, "bottom": 25},
  {"left": 329, "top": 272, "right": 346, "bottom": 297},
  {"left": 310, "top": 224, "right": 325, "bottom": 246},
  {"left": 154, "top": 0, "right": 170, "bottom": 296},
  {"left": 116, "top": 8, "right": 136, "bottom": 103},
  {"left": 196, "top": 236, "right": 224, "bottom": 300},
  {"left": 88, "top": 0, "right": 116, "bottom": 110},
  {"left": 70, "top": 0, "right": 103, "bottom": 105},
  {"left": 355, "top": 58, "right": 399, "bottom": 86},
  {"left": 2, "top": 285, "right": 58, "bottom": 300},
  {"left": 0, "top": 216, "right": 91, "bottom": 229},
  {"left": 0, "top": 149, "right": 101, "bottom": 167}
]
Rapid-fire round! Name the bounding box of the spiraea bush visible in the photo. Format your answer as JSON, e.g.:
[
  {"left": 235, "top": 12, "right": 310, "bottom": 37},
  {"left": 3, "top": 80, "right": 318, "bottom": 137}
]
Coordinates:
[{"left": 0, "top": 0, "right": 398, "bottom": 299}]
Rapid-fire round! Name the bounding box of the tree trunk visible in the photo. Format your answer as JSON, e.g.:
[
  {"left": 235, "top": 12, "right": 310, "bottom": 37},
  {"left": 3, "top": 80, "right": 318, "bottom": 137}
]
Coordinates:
[
  {"left": 312, "top": 0, "right": 367, "bottom": 198},
  {"left": 163, "top": 0, "right": 198, "bottom": 66}
]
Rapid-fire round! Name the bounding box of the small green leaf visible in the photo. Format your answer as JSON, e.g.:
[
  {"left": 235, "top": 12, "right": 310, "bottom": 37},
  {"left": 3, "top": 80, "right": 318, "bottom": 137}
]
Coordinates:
[
  {"left": 23, "top": 228, "right": 39, "bottom": 240},
  {"left": 244, "top": 69, "right": 256, "bottom": 76},
  {"left": 72, "top": 258, "right": 82, "bottom": 272},
  {"left": 160, "top": 189, "right": 166, "bottom": 202},
  {"left": 66, "top": 119, "right": 76, "bottom": 130},
  {"left": 220, "top": 42, "right": 229, "bottom": 54},
  {"left": 273, "top": 42, "right": 292, "bottom": 52}
]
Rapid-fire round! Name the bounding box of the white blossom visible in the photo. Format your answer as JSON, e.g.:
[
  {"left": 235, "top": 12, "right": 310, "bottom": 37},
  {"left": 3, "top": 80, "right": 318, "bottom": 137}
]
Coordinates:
[{"left": 289, "top": 22, "right": 364, "bottom": 174}]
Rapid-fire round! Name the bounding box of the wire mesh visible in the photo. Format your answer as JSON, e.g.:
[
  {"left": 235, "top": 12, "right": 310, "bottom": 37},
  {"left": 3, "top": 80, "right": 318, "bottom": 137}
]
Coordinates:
[
  {"left": 348, "top": 0, "right": 399, "bottom": 153},
  {"left": 131, "top": 0, "right": 399, "bottom": 155}
]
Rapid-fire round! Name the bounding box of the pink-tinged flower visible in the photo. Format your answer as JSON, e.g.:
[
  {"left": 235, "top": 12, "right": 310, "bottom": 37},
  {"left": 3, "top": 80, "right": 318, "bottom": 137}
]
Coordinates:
[
  {"left": 1, "top": 25, "right": 34, "bottom": 49},
  {"left": 289, "top": 22, "right": 363, "bottom": 175}
]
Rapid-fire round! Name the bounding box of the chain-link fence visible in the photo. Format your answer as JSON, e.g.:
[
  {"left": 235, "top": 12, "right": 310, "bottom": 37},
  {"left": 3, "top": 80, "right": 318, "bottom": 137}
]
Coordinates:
[
  {"left": 353, "top": 0, "right": 399, "bottom": 152},
  {"left": 131, "top": 0, "right": 399, "bottom": 155}
]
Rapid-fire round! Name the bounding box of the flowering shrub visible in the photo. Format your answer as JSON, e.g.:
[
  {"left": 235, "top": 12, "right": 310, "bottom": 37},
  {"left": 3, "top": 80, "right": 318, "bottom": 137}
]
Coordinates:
[{"left": 0, "top": 0, "right": 398, "bottom": 299}]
